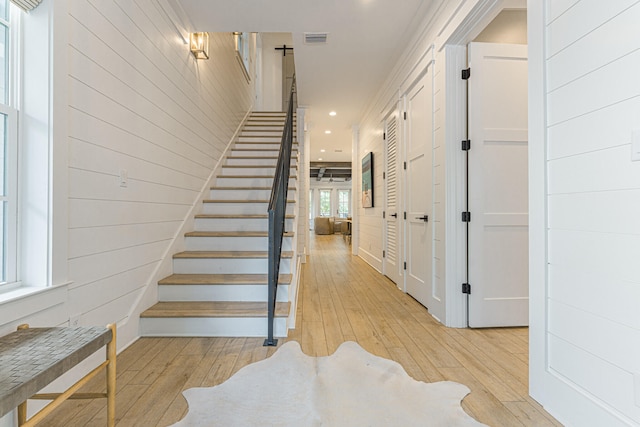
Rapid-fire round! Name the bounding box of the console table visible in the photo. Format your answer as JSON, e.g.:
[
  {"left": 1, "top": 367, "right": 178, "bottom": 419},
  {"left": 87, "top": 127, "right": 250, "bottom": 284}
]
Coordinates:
[{"left": 0, "top": 324, "right": 116, "bottom": 427}]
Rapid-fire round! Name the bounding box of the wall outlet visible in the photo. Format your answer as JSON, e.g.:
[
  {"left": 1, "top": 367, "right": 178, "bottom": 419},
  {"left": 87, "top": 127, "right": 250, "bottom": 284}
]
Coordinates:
[
  {"left": 119, "top": 169, "right": 128, "bottom": 187},
  {"left": 69, "top": 313, "right": 82, "bottom": 327}
]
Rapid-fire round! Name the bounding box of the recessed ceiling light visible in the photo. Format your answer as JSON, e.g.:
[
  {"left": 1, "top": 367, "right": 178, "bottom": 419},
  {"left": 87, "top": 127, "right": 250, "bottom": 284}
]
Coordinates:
[
  {"left": 320, "top": 149, "right": 326, "bottom": 152},
  {"left": 329, "top": 111, "right": 337, "bottom": 116},
  {"left": 325, "top": 130, "right": 331, "bottom": 134},
  {"left": 318, "top": 157, "right": 323, "bottom": 161}
]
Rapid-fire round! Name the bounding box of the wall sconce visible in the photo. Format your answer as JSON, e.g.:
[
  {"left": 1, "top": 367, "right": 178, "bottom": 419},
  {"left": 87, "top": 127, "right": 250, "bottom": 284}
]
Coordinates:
[{"left": 190, "top": 32, "right": 209, "bottom": 60}]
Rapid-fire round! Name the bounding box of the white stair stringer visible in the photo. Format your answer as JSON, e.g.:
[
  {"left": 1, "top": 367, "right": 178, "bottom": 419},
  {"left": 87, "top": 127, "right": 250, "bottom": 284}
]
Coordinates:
[{"left": 140, "top": 112, "right": 299, "bottom": 338}]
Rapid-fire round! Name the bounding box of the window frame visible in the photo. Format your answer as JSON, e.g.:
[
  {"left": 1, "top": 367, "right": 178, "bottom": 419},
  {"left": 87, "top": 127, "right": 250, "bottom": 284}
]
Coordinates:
[
  {"left": 337, "top": 189, "right": 351, "bottom": 219},
  {"left": 233, "top": 32, "right": 251, "bottom": 82},
  {"left": 318, "top": 189, "right": 332, "bottom": 217},
  {"left": 0, "top": 1, "right": 19, "bottom": 289}
]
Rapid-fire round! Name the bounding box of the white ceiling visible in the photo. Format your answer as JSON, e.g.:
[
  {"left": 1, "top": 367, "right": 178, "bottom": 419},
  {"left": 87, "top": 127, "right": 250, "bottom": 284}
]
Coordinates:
[{"left": 175, "top": 0, "right": 437, "bottom": 162}]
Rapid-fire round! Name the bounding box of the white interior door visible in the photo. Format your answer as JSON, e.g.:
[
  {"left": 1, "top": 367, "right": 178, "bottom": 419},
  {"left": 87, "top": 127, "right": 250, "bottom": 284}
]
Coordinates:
[
  {"left": 468, "top": 42, "right": 528, "bottom": 327},
  {"left": 383, "top": 111, "right": 403, "bottom": 286},
  {"left": 405, "top": 71, "right": 433, "bottom": 307}
]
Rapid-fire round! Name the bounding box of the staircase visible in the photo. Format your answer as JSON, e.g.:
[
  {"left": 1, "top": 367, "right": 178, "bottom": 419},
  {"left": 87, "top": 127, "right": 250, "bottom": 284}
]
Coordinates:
[{"left": 140, "top": 112, "right": 298, "bottom": 337}]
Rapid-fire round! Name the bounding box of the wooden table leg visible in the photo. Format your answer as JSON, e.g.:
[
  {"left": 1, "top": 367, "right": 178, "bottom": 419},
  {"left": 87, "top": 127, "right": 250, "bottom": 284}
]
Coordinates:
[{"left": 106, "top": 323, "right": 116, "bottom": 427}]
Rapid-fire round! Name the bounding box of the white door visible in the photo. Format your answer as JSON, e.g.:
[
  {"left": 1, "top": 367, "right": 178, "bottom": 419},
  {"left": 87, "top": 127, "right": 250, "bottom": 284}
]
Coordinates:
[
  {"left": 405, "top": 71, "right": 433, "bottom": 307},
  {"left": 467, "top": 42, "right": 528, "bottom": 327},
  {"left": 383, "top": 111, "right": 402, "bottom": 286}
]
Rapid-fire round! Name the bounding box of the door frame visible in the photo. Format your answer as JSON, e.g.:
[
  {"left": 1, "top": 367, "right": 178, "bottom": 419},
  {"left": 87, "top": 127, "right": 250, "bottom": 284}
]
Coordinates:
[{"left": 438, "top": 0, "right": 527, "bottom": 328}]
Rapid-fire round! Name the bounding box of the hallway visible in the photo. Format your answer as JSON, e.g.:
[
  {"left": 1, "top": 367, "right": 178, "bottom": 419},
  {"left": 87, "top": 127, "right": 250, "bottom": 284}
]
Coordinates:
[{"left": 42, "top": 235, "right": 559, "bottom": 426}]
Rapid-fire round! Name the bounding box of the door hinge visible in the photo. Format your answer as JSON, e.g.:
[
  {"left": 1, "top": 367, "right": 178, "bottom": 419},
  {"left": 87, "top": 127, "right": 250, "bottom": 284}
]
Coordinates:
[
  {"left": 461, "top": 68, "right": 471, "bottom": 80},
  {"left": 404, "top": 212, "right": 407, "bottom": 220},
  {"left": 462, "top": 283, "right": 471, "bottom": 294},
  {"left": 383, "top": 171, "right": 386, "bottom": 179},
  {"left": 383, "top": 250, "right": 386, "bottom": 258},
  {"left": 404, "top": 112, "right": 407, "bottom": 120},
  {"left": 383, "top": 132, "right": 386, "bottom": 140},
  {"left": 403, "top": 161, "right": 407, "bottom": 170},
  {"left": 461, "top": 140, "right": 471, "bottom": 151},
  {"left": 462, "top": 211, "right": 471, "bottom": 222},
  {"left": 383, "top": 211, "right": 386, "bottom": 219},
  {"left": 404, "top": 262, "right": 407, "bottom": 270}
]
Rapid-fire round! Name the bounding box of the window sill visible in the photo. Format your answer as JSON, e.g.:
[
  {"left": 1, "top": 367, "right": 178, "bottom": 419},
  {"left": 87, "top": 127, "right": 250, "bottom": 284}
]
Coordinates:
[{"left": 0, "top": 284, "right": 68, "bottom": 328}]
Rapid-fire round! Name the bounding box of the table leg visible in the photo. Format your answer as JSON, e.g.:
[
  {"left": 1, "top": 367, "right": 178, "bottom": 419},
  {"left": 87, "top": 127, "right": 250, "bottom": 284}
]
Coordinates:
[{"left": 106, "top": 324, "right": 116, "bottom": 427}]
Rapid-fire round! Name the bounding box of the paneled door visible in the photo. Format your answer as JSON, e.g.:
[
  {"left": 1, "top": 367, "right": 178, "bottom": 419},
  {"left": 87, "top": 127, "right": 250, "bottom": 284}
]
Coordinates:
[
  {"left": 383, "top": 110, "right": 402, "bottom": 287},
  {"left": 404, "top": 70, "right": 433, "bottom": 308},
  {"left": 467, "top": 42, "right": 529, "bottom": 327}
]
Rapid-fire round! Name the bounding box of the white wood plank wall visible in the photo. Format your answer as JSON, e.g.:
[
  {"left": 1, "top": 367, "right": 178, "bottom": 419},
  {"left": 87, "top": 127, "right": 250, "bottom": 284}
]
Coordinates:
[
  {"left": 545, "top": 0, "right": 640, "bottom": 423},
  {"left": 432, "top": 49, "right": 446, "bottom": 311},
  {"left": 66, "top": 0, "right": 253, "bottom": 328}
]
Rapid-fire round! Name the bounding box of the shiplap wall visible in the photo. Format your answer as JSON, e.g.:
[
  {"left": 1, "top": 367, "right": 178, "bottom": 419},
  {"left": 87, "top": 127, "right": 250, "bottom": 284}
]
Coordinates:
[
  {"left": 66, "top": 0, "right": 253, "bottom": 339},
  {"left": 542, "top": 0, "right": 640, "bottom": 424}
]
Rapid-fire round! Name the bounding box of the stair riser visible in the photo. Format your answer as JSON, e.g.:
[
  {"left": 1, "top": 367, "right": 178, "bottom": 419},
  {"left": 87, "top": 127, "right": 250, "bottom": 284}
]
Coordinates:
[
  {"left": 244, "top": 126, "right": 296, "bottom": 132},
  {"left": 201, "top": 202, "right": 295, "bottom": 215},
  {"left": 225, "top": 158, "right": 297, "bottom": 166},
  {"left": 230, "top": 150, "right": 297, "bottom": 157},
  {"left": 209, "top": 189, "right": 297, "bottom": 200},
  {"left": 240, "top": 131, "right": 288, "bottom": 137},
  {"left": 194, "top": 217, "right": 294, "bottom": 231},
  {"left": 235, "top": 141, "right": 297, "bottom": 148},
  {"left": 185, "top": 236, "right": 293, "bottom": 251},
  {"left": 215, "top": 176, "right": 297, "bottom": 187},
  {"left": 173, "top": 257, "right": 291, "bottom": 275},
  {"left": 140, "top": 317, "right": 288, "bottom": 337},
  {"left": 220, "top": 166, "right": 296, "bottom": 176},
  {"left": 158, "top": 284, "right": 289, "bottom": 302}
]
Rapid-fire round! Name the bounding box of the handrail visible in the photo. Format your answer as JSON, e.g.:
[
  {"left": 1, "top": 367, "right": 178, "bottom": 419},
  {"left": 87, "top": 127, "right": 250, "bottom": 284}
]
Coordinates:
[{"left": 264, "top": 75, "right": 296, "bottom": 346}]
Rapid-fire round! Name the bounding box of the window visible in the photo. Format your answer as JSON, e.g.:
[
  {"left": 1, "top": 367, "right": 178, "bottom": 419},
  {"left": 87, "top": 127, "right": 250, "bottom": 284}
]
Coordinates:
[
  {"left": 0, "top": 0, "right": 17, "bottom": 287},
  {"left": 337, "top": 190, "right": 351, "bottom": 218},
  {"left": 233, "top": 32, "right": 250, "bottom": 81},
  {"left": 319, "top": 190, "right": 331, "bottom": 217}
]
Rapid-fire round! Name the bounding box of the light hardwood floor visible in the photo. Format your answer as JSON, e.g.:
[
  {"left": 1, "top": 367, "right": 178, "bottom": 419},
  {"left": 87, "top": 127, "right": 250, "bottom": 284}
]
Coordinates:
[{"left": 41, "top": 235, "right": 560, "bottom": 426}]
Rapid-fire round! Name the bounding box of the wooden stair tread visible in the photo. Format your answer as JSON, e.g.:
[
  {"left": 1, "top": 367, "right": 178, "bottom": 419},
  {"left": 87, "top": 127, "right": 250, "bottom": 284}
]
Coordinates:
[
  {"left": 140, "top": 301, "right": 290, "bottom": 318},
  {"left": 185, "top": 231, "right": 294, "bottom": 237},
  {"left": 195, "top": 213, "right": 294, "bottom": 219},
  {"left": 202, "top": 199, "right": 295, "bottom": 204},
  {"left": 222, "top": 165, "right": 298, "bottom": 168},
  {"left": 216, "top": 175, "right": 298, "bottom": 179},
  {"left": 173, "top": 251, "right": 294, "bottom": 259},
  {"left": 210, "top": 186, "right": 296, "bottom": 190},
  {"left": 158, "top": 273, "right": 292, "bottom": 285},
  {"left": 232, "top": 148, "right": 298, "bottom": 151}
]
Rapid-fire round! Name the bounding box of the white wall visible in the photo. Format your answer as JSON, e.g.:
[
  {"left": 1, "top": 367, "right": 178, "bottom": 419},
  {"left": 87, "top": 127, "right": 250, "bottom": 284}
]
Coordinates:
[
  {"left": 260, "top": 32, "right": 292, "bottom": 111},
  {"left": 0, "top": 0, "right": 254, "bottom": 342},
  {"left": 529, "top": 1, "right": 640, "bottom": 425},
  {"left": 474, "top": 9, "right": 527, "bottom": 44}
]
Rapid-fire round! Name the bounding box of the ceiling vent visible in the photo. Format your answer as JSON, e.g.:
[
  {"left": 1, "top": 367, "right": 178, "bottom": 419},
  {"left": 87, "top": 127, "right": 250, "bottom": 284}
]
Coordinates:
[{"left": 304, "top": 32, "right": 328, "bottom": 44}]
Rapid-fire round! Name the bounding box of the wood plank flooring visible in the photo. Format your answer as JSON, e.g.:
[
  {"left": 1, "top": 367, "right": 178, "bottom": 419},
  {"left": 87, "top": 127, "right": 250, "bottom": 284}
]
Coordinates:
[{"left": 40, "top": 235, "right": 560, "bottom": 426}]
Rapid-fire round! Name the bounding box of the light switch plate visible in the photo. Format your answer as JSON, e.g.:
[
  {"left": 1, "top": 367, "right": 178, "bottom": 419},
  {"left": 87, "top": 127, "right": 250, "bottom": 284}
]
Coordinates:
[{"left": 632, "top": 130, "right": 640, "bottom": 161}]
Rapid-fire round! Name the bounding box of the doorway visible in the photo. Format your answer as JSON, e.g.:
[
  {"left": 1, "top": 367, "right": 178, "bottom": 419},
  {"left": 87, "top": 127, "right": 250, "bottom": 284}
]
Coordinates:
[{"left": 464, "top": 8, "right": 529, "bottom": 327}]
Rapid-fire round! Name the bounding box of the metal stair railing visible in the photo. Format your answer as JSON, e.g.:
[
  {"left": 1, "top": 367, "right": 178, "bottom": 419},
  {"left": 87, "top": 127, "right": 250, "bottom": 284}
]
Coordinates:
[{"left": 264, "top": 75, "right": 296, "bottom": 346}]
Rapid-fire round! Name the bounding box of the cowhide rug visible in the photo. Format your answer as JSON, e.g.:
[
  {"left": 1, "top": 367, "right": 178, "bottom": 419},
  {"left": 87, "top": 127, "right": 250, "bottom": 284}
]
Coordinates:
[{"left": 171, "top": 341, "right": 488, "bottom": 426}]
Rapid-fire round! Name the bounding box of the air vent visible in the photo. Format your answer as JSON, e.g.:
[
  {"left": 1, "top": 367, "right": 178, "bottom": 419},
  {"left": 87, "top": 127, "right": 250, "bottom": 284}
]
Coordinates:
[
  {"left": 334, "top": 149, "right": 343, "bottom": 153},
  {"left": 304, "top": 32, "right": 328, "bottom": 44}
]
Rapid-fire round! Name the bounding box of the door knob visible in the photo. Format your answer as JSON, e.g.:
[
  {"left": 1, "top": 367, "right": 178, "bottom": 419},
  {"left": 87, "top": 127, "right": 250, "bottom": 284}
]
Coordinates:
[
  {"left": 415, "top": 215, "right": 428, "bottom": 222},
  {"left": 390, "top": 213, "right": 398, "bottom": 218}
]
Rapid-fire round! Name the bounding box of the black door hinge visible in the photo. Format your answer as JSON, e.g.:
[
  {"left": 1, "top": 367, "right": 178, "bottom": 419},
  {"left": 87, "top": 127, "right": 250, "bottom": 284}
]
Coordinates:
[
  {"left": 383, "top": 132, "right": 386, "bottom": 140},
  {"left": 404, "top": 212, "right": 407, "bottom": 220},
  {"left": 461, "top": 140, "right": 471, "bottom": 151},
  {"left": 404, "top": 262, "right": 407, "bottom": 270},
  {"left": 383, "top": 250, "right": 386, "bottom": 258},
  {"left": 403, "top": 161, "right": 407, "bottom": 170},
  {"left": 383, "top": 211, "right": 386, "bottom": 219},
  {"left": 462, "top": 68, "right": 471, "bottom": 80},
  {"left": 383, "top": 171, "right": 386, "bottom": 179},
  {"left": 462, "top": 211, "right": 471, "bottom": 222},
  {"left": 462, "top": 283, "right": 471, "bottom": 294},
  {"left": 404, "top": 112, "right": 407, "bottom": 120}
]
